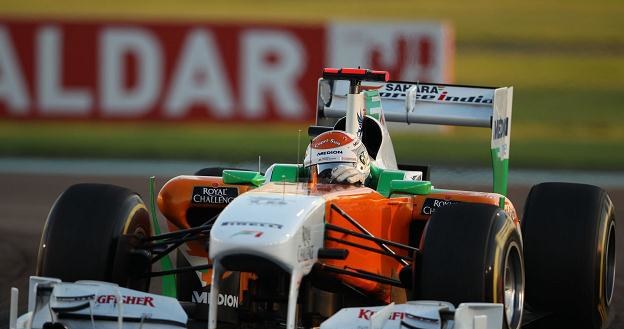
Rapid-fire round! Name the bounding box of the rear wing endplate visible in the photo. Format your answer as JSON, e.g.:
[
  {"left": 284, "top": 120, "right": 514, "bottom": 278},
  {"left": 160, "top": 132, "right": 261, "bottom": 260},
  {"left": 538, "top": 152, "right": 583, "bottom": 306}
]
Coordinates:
[{"left": 316, "top": 78, "right": 513, "bottom": 196}]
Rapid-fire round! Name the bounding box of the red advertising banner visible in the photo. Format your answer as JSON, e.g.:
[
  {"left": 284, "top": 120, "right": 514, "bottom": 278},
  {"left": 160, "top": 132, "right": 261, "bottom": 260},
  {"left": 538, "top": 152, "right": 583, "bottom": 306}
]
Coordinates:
[{"left": 0, "top": 20, "right": 453, "bottom": 122}]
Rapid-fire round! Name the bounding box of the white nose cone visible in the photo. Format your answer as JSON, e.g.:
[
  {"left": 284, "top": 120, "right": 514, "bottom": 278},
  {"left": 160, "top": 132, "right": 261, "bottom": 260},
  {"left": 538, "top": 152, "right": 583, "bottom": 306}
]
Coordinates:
[{"left": 210, "top": 191, "right": 325, "bottom": 274}]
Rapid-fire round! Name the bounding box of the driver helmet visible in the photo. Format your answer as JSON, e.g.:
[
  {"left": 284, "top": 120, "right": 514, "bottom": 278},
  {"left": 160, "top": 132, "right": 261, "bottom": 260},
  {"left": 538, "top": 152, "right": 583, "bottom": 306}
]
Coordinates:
[{"left": 303, "top": 130, "right": 370, "bottom": 184}]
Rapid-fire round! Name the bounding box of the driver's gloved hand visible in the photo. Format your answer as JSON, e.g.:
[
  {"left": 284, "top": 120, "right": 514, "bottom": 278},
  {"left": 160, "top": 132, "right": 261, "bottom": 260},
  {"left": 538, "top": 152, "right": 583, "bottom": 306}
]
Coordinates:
[{"left": 331, "top": 165, "right": 366, "bottom": 184}]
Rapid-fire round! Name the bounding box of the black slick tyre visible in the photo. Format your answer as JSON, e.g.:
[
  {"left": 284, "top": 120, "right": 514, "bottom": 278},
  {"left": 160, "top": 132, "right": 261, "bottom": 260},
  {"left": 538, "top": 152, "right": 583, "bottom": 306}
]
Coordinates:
[
  {"left": 522, "top": 182, "right": 616, "bottom": 329},
  {"left": 417, "top": 203, "right": 524, "bottom": 329},
  {"left": 36, "top": 183, "right": 153, "bottom": 291}
]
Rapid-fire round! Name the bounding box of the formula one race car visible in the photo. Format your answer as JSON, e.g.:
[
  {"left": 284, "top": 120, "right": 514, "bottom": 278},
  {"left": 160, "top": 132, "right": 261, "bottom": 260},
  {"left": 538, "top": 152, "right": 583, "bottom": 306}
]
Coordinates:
[{"left": 10, "top": 68, "right": 616, "bottom": 329}]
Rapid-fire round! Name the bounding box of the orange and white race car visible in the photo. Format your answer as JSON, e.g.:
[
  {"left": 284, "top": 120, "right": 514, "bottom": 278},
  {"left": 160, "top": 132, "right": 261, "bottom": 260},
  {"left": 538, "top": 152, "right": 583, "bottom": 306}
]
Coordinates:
[{"left": 15, "top": 68, "right": 616, "bottom": 329}]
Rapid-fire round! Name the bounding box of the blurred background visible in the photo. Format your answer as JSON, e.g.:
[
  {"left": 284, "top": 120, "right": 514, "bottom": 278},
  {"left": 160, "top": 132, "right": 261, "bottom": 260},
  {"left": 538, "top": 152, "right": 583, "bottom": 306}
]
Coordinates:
[
  {"left": 0, "top": 0, "right": 622, "bottom": 170},
  {"left": 1, "top": 1, "right": 624, "bottom": 328}
]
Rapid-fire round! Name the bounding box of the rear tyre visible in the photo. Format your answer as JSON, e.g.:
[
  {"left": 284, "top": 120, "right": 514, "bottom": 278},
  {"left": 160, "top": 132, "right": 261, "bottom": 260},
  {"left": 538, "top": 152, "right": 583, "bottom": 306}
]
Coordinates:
[
  {"left": 522, "top": 182, "right": 616, "bottom": 329},
  {"left": 37, "top": 183, "right": 153, "bottom": 291},
  {"left": 418, "top": 203, "right": 524, "bottom": 329}
]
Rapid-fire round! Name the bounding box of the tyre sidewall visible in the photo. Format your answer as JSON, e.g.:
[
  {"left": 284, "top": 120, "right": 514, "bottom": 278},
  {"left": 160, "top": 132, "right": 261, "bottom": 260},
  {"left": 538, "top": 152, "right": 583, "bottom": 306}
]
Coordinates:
[
  {"left": 522, "top": 182, "right": 615, "bottom": 329},
  {"left": 418, "top": 203, "right": 524, "bottom": 329},
  {"left": 37, "top": 184, "right": 152, "bottom": 290},
  {"left": 485, "top": 214, "right": 524, "bottom": 329}
]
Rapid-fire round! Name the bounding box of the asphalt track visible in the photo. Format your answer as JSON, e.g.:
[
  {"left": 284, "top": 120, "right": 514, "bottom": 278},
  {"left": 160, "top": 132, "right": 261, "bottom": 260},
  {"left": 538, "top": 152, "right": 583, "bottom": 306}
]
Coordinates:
[{"left": 0, "top": 172, "right": 622, "bottom": 329}]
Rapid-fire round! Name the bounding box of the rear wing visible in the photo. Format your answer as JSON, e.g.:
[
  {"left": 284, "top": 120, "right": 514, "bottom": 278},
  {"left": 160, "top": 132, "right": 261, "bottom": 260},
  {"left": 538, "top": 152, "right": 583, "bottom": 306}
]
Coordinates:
[{"left": 316, "top": 76, "right": 513, "bottom": 196}]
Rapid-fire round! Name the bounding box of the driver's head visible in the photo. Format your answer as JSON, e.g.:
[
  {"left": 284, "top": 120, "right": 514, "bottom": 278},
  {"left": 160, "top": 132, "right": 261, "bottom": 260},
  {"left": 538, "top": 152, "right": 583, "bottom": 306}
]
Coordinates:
[{"left": 304, "top": 131, "right": 370, "bottom": 184}]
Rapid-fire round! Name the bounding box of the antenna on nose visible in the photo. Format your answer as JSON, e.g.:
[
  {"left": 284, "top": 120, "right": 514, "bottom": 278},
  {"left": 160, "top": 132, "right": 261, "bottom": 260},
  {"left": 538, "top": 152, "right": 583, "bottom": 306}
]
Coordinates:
[{"left": 297, "top": 129, "right": 302, "bottom": 187}]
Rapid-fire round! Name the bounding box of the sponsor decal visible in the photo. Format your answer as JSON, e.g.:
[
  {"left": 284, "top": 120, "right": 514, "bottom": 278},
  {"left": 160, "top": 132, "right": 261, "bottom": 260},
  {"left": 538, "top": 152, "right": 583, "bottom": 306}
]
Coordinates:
[
  {"left": 191, "top": 186, "right": 238, "bottom": 205},
  {"left": 380, "top": 83, "right": 441, "bottom": 100},
  {"left": 385, "top": 83, "right": 440, "bottom": 93},
  {"left": 249, "top": 196, "right": 289, "bottom": 206},
  {"left": 0, "top": 21, "right": 451, "bottom": 122},
  {"left": 319, "top": 156, "right": 356, "bottom": 164},
  {"left": 317, "top": 150, "right": 343, "bottom": 156},
  {"left": 357, "top": 309, "right": 408, "bottom": 321},
  {"left": 380, "top": 83, "right": 493, "bottom": 105},
  {"left": 313, "top": 138, "right": 343, "bottom": 148},
  {"left": 436, "top": 91, "right": 493, "bottom": 104},
  {"left": 421, "top": 198, "right": 462, "bottom": 215},
  {"left": 297, "top": 226, "right": 314, "bottom": 262},
  {"left": 230, "top": 230, "right": 263, "bottom": 238},
  {"left": 493, "top": 117, "right": 509, "bottom": 140},
  {"left": 312, "top": 131, "right": 354, "bottom": 149},
  {"left": 221, "top": 221, "right": 283, "bottom": 229},
  {"left": 191, "top": 291, "right": 239, "bottom": 307},
  {"left": 96, "top": 294, "right": 154, "bottom": 307}
]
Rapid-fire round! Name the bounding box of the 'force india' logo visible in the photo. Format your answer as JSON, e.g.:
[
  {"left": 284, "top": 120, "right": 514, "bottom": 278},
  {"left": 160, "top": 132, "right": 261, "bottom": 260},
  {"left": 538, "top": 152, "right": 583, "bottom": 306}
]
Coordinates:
[{"left": 380, "top": 83, "right": 493, "bottom": 104}]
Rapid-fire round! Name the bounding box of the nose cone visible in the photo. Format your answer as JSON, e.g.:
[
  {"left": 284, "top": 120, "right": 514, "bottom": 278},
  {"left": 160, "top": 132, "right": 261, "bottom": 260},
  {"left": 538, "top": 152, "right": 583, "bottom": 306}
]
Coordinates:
[{"left": 210, "top": 191, "right": 325, "bottom": 273}]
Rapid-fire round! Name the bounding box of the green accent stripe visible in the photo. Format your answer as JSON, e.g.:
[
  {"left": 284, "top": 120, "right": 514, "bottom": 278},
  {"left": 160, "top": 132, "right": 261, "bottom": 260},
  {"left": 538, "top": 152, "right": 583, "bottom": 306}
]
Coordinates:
[
  {"left": 491, "top": 149, "right": 509, "bottom": 196},
  {"left": 223, "top": 170, "right": 266, "bottom": 186},
  {"left": 269, "top": 164, "right": 299, "bottom": 183},
  {"left": 389, "top": 180, "right": 432, "bottom": 196},
  {"left": 149, "top": 176, "right": 177, "bottom": 298},
  {"left": 376, "top": 170, "right": 406, "bottom": 197},
  {"left": 364, "top": 90, "right": 383, "bottom": 120}
]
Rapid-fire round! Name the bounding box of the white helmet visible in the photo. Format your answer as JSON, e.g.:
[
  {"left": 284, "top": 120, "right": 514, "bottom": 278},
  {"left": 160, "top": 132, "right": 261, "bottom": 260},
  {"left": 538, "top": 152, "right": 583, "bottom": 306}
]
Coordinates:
[{"left": 304, "top": 130, "right": 370, "bottom": 184}]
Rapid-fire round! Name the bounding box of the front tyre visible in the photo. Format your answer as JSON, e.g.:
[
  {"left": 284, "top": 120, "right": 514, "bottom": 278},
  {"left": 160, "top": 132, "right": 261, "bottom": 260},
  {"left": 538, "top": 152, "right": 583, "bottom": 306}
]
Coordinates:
[
  {"left": 417, "top": 203, "right": 524, "bottom": 329},
  {"left": 37, "top": 183, "right": 153, "bottom": 291},
  {"left": 522, "top": 182, "right": 616, "bottom": 329}
]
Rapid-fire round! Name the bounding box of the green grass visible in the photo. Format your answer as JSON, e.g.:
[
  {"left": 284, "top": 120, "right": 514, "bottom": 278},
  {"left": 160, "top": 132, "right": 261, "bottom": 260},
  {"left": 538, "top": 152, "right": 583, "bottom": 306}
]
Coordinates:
[
  {"left": 3, "top": 1, "right": 624, "bottom": 46},
  {"left": 393, "top": 129, "right": 624, "bottom": 170},
  {"left": 1, "top": 120, "right": 621, "bottom": 170},
  {"left": 0, "top": 122, "right": 307, "bottom": 162}
]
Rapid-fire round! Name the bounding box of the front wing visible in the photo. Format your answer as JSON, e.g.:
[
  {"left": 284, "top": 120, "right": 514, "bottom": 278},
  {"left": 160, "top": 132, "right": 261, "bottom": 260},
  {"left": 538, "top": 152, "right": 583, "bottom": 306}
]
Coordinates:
[{"left": 10, "top": 277, "right": 503, "bottom": 329}]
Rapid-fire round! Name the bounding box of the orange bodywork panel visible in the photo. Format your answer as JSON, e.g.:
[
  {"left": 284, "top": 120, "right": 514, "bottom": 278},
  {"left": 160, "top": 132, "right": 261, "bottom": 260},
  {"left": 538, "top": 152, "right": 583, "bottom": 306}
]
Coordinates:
[
  {"left": 158, "top": 175, "right": 260, "bottom": 288},
  {"left": 157, "top": 175, "right": 255, "bottom": 283},
  {"left": 322, "top": 187, "right": 518, "bottom": 303},
  {"left": 411, "top": 189, "right": 519, "bottom": 223},
  {"left": 158, "top": 176, "right": 519, "bottom": 304},
  {"left": 324, "top": 191, "right": 413, "bottom": 302},
  {"left": 158, "top": 175, "right": 254, "bottom": 230}
]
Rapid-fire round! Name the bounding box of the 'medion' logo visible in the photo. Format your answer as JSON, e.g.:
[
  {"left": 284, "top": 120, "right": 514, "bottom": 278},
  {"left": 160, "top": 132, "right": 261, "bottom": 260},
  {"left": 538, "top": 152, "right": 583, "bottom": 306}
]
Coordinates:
[
  {"left": 493, "top": 117, "right": 509, "bottom": 140},
  {"left": 317, "top": 150, "right": 343, "bottom": 156},
  {"left": 192, "top": 291, "right": 239, "bottom": 307}
]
